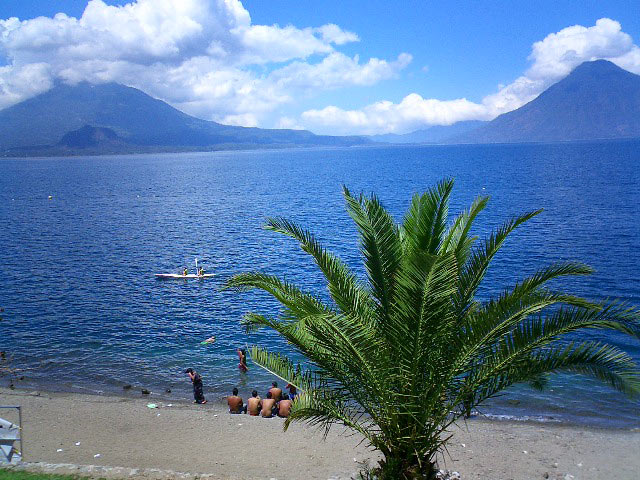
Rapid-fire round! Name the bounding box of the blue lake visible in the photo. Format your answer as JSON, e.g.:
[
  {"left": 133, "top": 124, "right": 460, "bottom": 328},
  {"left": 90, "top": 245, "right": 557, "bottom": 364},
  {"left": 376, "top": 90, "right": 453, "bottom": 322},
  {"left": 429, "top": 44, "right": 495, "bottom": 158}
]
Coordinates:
[{"left": 1, "top": 141, "right": 639, "bottom": 428}]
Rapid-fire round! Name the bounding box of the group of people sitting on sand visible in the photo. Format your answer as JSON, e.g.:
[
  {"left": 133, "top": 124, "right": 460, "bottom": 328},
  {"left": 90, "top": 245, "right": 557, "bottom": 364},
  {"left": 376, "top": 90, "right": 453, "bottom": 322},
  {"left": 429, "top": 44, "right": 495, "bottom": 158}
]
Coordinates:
[{"left": 227, "top": 382, "right": 297, "bottom": 418}]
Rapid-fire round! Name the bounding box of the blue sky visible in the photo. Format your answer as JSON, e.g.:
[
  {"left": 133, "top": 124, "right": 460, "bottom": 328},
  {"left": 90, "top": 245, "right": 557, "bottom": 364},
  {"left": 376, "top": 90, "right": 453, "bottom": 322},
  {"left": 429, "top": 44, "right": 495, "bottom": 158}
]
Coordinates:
[{"left": 1, "top": 0, "right": 639, "bottom": 134}]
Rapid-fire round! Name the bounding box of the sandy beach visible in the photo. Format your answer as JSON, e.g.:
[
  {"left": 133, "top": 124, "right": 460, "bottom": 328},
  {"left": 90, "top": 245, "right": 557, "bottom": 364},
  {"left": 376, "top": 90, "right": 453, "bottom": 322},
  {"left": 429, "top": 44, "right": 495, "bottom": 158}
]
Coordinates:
[{"left": 1, "top": 387, "right": 639, "bottom": 480}]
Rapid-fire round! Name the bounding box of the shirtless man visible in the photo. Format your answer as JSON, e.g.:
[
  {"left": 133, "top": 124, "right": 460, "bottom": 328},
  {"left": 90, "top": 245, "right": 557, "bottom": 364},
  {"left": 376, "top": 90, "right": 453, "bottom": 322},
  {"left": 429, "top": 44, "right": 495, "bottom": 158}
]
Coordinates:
[
  {"left": 246, "top": 390, "right": 261, "bottom": 416},
  {"left": 268, "top": 381, "right": 282, "bottom": 402},
  {"left": 260, "top": 391, "right": 276, "bottom": 418},
  {"left": 277, "top": 393, "right": 292, "bottom": 418},
  {"left": 227, "top": 387, "right": 245, "bottom": 414}
]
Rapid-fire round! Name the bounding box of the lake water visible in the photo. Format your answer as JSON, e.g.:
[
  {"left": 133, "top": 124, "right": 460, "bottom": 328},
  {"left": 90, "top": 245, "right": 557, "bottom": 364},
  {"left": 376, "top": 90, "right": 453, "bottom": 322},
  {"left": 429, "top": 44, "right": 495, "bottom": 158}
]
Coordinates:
[{"left": 1, "top": 141, "right": 639, "bottom": 429}]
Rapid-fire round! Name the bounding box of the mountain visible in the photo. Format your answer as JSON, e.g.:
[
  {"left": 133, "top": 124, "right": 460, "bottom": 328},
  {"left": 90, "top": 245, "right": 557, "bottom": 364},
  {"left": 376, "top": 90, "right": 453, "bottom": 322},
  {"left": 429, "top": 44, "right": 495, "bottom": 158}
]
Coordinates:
[
  {"left": 370, "top": 121, "right": 485, "bottom": 144},
  {"left": 452, "top": 60, "right": 640, "bottom": 144},
  {"left": 0, "top": 82, "right": 368, "bottom": 155}
]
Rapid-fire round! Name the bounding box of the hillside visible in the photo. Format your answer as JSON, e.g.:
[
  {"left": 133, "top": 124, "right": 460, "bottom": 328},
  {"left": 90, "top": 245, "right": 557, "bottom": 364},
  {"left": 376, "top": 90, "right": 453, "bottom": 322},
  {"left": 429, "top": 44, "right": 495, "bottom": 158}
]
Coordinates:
[
  {"left": 0, "top": 82, "right": 368, "bottom": 155},
  {"left": 370, "top": 121, "right": 485, "bottom": 144},
  {"left": 452, "top": 60, "right": 640, "bottom": 144}
]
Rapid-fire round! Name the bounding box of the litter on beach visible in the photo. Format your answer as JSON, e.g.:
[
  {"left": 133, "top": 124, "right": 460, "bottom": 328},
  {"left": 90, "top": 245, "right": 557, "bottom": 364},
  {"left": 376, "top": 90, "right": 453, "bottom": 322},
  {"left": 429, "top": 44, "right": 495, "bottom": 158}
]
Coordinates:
[
  {"left": 94, "top": 453, "right": 101, "bottom": 458},
  {"left": 75, "top": 442, "right": 81, "bottom": 446},
  {"left": 146, "top": 403, "right": 158, "bottom": 409}
]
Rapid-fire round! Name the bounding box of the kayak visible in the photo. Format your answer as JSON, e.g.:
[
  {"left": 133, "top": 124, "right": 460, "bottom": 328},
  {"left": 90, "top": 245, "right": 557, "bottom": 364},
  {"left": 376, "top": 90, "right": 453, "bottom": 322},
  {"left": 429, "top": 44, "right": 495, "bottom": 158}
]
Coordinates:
[{"left": 155, "top": 273, "right": 215, "bottom": 279}]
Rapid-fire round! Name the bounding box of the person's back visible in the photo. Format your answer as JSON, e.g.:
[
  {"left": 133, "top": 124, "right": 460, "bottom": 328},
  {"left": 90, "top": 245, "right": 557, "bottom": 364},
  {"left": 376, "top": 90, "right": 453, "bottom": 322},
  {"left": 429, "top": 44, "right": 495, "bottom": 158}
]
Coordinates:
[
  {"left": 268, "top": 382, "right": 282, "bottom": 402},
  {"left": 227, "top": 387, "right": 244, "bottom": 414},
  {"left": 260, "top": 391, "right": 276, "bottom": 417},
  {"left": 277, "top": 393, "right": 292, "bottom": 418},
  {"left": 247, "top": 390, "right": 261, "bottom": 416}
]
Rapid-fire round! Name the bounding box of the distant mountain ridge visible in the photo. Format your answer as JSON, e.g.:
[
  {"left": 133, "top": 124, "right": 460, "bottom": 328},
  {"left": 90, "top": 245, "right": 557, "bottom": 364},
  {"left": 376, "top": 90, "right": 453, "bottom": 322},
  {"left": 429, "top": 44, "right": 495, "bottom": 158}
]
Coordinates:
[
  {"left": 452, "top": 60, "right": 640, "bottom": 144},
  {"left": 2, "top": 59, "right": 639, "bottom": 156},
  {"left": 0, "top": 82, "right": 368, "bottom": 155},
  {"left": 370, "top": 121, "right": 485, "bottom": 144}
]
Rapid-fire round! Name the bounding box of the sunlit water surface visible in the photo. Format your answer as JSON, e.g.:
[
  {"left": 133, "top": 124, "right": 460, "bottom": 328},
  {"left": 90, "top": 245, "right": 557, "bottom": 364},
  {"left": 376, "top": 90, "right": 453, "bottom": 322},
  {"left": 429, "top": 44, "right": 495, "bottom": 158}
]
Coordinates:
[{"left": 1, "top": 141, "right": 639, "bottom": 428}]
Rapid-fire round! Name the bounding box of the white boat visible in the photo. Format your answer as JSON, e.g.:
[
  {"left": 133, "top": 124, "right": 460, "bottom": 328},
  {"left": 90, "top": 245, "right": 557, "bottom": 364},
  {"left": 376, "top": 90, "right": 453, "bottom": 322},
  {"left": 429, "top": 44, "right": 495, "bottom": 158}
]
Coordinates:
[
  {"left": 155, "top": 273, "right": 214, "bottom": 279},
  {"left": 156, "top": 258, "right": 213, "bottom": 279}
]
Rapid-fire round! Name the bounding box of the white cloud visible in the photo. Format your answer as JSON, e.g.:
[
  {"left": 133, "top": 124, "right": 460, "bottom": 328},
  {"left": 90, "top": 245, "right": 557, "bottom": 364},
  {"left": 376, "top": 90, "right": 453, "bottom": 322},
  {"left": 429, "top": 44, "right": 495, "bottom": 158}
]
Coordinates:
[
  {"left": 299, "top": 18, "right": 640, "bottom": 135},
  {"left": 0, "top": 0, "right": 396, "bottom": 126},
  {"left": 302, "top": 94, "right": 491, "bottom": 135},
  {"left": 271, "top": 52, "right": 412, "bottom": 90},
  {"left": 0, "top": 62, "right": 52, "bottom": 109},
  {"left": 315, "top": 24, "right": 359, "bottom": 45}
]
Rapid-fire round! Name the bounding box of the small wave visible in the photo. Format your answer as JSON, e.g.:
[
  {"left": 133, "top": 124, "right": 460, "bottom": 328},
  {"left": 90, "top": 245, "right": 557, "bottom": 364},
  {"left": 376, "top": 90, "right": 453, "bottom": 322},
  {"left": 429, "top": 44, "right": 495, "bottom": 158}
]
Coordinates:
[{"left": 480, "top": 413, "right": 563, "bottom": 423}]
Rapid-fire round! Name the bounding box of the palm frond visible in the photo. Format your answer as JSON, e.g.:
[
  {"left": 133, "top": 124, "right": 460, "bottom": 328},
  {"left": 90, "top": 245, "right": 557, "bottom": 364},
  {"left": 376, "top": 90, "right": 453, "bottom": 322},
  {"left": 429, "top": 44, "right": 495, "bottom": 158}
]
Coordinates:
[
  {"left": 224, "top": 272, "right": 332, "bottom": 319},
  {"left": 455, "top": 209, "right": 543, "bottom": 316},
  {"left": 440, "top": 195, "right": 488, "bottom": 268},
  {"left": 468, "top": 342, "right": 640, "bottom": 407},
  {"left": 343, "top": 186, "right": 402, "bottom": 321},
  {"left": 265, "top": 216, "right": 375, "bottom": 320}
]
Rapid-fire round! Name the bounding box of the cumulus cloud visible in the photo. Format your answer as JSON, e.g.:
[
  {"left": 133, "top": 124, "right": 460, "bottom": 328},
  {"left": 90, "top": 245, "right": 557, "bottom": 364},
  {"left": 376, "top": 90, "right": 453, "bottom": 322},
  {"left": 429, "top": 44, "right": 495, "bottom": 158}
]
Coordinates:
[
  {"left": 315, "top": 24, "right": 359, "bottom": 45},
  {"left": 302, "top": 94, "right": 491, "bottom": 135},
  {"left": 0, "top": 0, "right": 406, "bottom": 123},
  {"left": 300, "top": 18, "right": 640, "bottom": 135},
  {"left": 271, "top": 52, "right": 412, "bottom": 90}
]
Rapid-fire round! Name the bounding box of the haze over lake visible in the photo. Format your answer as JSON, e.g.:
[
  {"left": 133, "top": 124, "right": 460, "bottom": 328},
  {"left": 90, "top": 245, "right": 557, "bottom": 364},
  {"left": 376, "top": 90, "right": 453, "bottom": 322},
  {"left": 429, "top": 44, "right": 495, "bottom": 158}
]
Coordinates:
[{"left": 1, "top": 141, "right": 639, "bottom": 428}]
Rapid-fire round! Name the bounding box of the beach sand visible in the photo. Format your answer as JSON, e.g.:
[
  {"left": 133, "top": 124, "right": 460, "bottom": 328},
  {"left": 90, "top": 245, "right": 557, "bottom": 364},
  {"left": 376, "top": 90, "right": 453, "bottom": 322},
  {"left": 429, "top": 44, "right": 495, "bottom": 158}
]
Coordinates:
[{"left": 1, "top": 387, "right": 639, "bottom": 480}]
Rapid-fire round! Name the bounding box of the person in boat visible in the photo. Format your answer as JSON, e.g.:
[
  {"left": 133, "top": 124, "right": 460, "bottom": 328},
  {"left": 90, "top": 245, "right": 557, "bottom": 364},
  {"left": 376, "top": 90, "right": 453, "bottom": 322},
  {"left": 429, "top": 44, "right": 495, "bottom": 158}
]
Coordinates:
[
  {"left": 198, "top": 267, "right": 205, "bottom": 276},
  {"left": 183, "top": 267, "right": 188, "bottom": 276},
  {"left": 246, "top": 390, "right": 261, "bottom": 416},
  {"left": 185, "top": 368, "right": 207, "bottom": 404},
  {"left": 237, "top": 348, "right": 248, "bottom": 372},
  {"left": 227, "top": 387, "right": 246, "bottom": 414}
]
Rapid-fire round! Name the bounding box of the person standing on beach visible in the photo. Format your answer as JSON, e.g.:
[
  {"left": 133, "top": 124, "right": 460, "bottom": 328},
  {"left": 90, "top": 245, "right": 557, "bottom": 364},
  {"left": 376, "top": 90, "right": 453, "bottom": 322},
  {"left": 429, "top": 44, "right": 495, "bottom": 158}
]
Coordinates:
[
  {"left": 185, "top": 368, "right": 207, "bottom": 404},
  {"left": 268, "top": 381, "right": 282, "bottom": 402},
  {"left": 227, "top": 387, "right": 246, "bottom": 414},
  {"left": 247, "top": 390, "right": 261, "bottom": 416}
]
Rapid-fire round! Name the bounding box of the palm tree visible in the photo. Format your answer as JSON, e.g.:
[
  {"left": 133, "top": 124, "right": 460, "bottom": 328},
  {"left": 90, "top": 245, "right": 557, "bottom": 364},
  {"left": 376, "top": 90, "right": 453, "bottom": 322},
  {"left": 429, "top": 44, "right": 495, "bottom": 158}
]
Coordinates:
[{"left": 225, "top": 179, "right": 640, "bottom": 479}]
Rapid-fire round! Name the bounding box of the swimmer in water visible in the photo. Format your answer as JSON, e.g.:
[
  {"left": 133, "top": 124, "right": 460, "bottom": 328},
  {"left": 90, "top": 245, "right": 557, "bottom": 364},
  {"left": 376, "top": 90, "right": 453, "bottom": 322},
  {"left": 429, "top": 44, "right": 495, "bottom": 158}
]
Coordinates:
[{"left": 237, "top": 348, "right": 248, "bottom": 372}]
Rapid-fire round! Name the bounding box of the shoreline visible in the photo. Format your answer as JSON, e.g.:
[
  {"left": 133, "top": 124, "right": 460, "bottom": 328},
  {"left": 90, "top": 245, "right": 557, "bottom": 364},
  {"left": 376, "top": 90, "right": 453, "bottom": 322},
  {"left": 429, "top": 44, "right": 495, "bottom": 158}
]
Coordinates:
[
  {"left": 2, "top": 387, "right": 640, "bottom": 480},
  {"left": 4, "top": 380, "right": 638, "bottom": 432}
]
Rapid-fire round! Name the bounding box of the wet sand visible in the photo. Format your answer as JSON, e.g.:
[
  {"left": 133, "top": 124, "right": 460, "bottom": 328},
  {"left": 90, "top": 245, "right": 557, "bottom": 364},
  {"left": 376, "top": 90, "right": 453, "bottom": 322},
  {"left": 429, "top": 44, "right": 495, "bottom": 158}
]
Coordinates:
[{"left": 1, "top": 388, "right": 639, "bottom": 479}]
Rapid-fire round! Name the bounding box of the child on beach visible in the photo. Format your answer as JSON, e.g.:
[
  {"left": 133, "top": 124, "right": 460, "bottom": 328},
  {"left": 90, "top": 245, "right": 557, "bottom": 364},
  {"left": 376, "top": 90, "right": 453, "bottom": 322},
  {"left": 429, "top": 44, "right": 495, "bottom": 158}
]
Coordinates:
[{"left": 185, "top": 368, "right": 207, "bottom": 404}]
